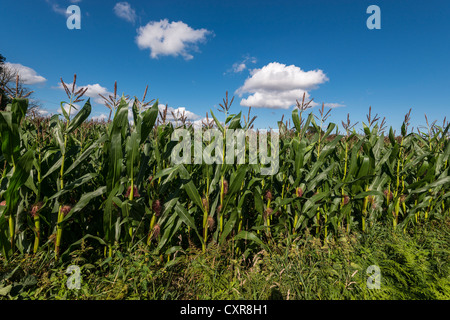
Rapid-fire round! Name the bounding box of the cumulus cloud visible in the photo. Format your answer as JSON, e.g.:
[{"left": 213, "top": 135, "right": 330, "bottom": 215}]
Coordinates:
[
  {"left": 236, "top": 62, "right": 328, "bottom": 109},
  {"left": 57, "top": 82, "right": 112, "bottom": 105},
  {"left": 57, "top": 103, "right": 81, "bottom": 116},
  {"left": 114, "top": 2, "right": 137, "bottom": 24},
  {"left": 4, "top": 63, "right": 47, "bottom": 85},
  {"left": 136, "top": 19, "right": 211, "bottom": 60},
  {"left": 192, "top": 117, "right": 209, "bottom": 128},
  {"left": 80, "top": 84, "right": 113, "bottom": 104},
  {"left": 242, "top": 90, "right": 315, "bottom": 109},
  {"left": 158, "top": 104, "right": 201, "bottom": 121}
]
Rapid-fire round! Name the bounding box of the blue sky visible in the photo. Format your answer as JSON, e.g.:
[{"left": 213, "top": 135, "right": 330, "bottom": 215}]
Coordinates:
[{"left": 1, "top": 0, "right": 449, "bottom": 133}]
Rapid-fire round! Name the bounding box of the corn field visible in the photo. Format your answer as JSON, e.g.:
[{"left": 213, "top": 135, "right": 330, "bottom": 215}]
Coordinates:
[{"left": 0, "top": 76, "right": 449, "bottom": 262}]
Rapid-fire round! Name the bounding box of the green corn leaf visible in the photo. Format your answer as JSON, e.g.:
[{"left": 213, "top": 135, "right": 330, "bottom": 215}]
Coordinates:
[
  {"left": 228, "top": 111, "right": 242, "bottom": 130},
  {"left": 411, "top": 175, "right": 450, "bottom": 194},
  {"left": 347, "top": 139, "right": 364, "bottom": 179},
  {"left": 140, "top": 100, "right": 159, "bottom": 142},
  {"left": 357, "top": 156, "right": 370, "bottom": 179},
  {"left": 389, "top": 127, "right": 396, "bottom": 145},
  {"left": 67, "top": 99, "right": 91, "bottom": 134},
  {"left": 307, "top": 163, "right": 337, "bottom": 191},
  {"left": 178, "top": 165, "right": 203, "bottom": 210},
  {"left": 254, "top": 189, "right": 264, "bottom": 214},
  {"left": 305, "top": 159, "right": 325, "bottom": 182},
  {"left": 0, "top": 207, "right": 11, "bottom": 258},
  {"left": 126, "top": 130, "right": 140, "bottom": 182},
  {"left": 174, "top": 202, "right": 203, "bottom": 246},
  {"left": 209, "top": 110, "right": 224, "bottom": 133},
  {"left": 219, "top": 209, "right": 238, "bottom": 244},
  {"left": 103, "top": 185, "right": 121, "bottom": 244},
  {"left": 54, "top": 124, "right": 65, "bottom": 154},
  {"left": 49, "top": 173, "right": 98, "bottom": 200},
  {"left": 401, "top": 122, "right": 406, "bottom": 137},
  {"left": 294, "top": 138, "right": 307, "bottom": 176},
  {"left": 375, "top": 149, "right": 392, "bottom": 172},
  {"left": 292, "top": 108, "right": 301, "bottom": 132},
  {"left": 59, "top": 101, "right": 70, "bottom": 120},
  {"left": 131, "top": 99, "right": 139, "bottom": 128},
  {"left": 235, "top": 231, "right": 265, "bottom": 248},
  {"left": 0, "top": 112, "right": 20, "bottom": 166},
  {"left": 228, "top": 165, "right": 248, "bottom": 195},
  {"left": 302, "top": 190, "right": 331, "bottom": 213},
  {"left": 363, "top": 123, "right": 371, "bottom": 136},
  {"left": 174, "top": 202, "right": 197, "bottom": 231},
  {"left": 318, "top": 134, "right": 342, "bottom": 161},
  {"left": 322, "top": 122, "right": 336, "bottom": 141},
  {"left": 107, "top": 98, "right": 129, "bottom": 191},
  {"left": 152, "top": 166, "right": 179, "bottom": 181},
  {"left": 10, "top": 98, "right": 28, "bottom": 124},
  {"left": 353, "top": 190, "right": 385, "bottom": 200},
  {"left": 4, "top": 149, "right": 35, "bottom": 215},
  {"left": 237, "top": 190, "right": 252, "bottom": 209},
  {"left": 65, "top": 134, "right": 108, "bottom": 175},
  {"left": 60, "top": 186, "right": 106, "bottom": 223},
  {"left": 299, "top": 113, "right": 313, "bottom": 138},
  {"left": 41, "top": 157, "right": 63, "bottom": 181},
  {"left": 417, "top": 160, "right": 429, "bottom": 177},
  {"left": 156, "top": 213, "right": 182, "bottom": 252},
  {"left": 435, "top": 141, "right": 450, "bottom": 174},
  {"left": 24, "top": 172, "right": 38, "bottom": 195}
]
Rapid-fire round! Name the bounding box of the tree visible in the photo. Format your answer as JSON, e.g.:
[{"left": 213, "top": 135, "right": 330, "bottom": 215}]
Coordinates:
[
  {"left": 0, "top": 54, "right": 5, "bottom": 71},
  {"left": 0, "top": 53, "right": 6, "bottom": 109},
  {"left": 0, "top": 53, "right": 40, "bottom": 112}
]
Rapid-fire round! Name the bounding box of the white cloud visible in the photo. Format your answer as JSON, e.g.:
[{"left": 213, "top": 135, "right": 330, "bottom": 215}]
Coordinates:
[
  {"left": 45, "top": 0, "right": 70, "bottom": 16},
  {"left": 226, "top": 56, "right": 257, "bottom": 74},
  {"left": 234, "top": 63, "right": 246, "bottom": 73},
  {"left": 158, "top": 104, "right": 201, "bottom": 121},
  {"left": 46, "top": 0, "right": 82, "bottom": 16},
  {"left": 92, "top": 113, "right": 108, "bottom": 121},
  {"left": 57, "top": 103, "right": 81, "bottom": 117},
  {"left": 136, "top": 19, "right": 211, "bottom": 60},
  {"left": 324, "top": 103, "right": 345, "bottom": 108},
  {"left": 36, "top": 108, "right": 50, "bottom": 116},
  {"left": 114, "top": 2, "right": 137, "bottom": 24},
  {"left": 242, "top": 90, "right": 315, "bottom": 109},
  {"left": 4, "top": 63, "right": 47, "bottom": 85},
  {"left": 192, "top": 117, "right": 208, "bottom": 128},
  {"left": 57, "top": 82, "right": 113, "bottom": 104},
  {"left": 80, "top": 84, "right": 113, "bottom": 104},
  {"left": 236, "top": 62, "right": 328, "bottom": 109}
]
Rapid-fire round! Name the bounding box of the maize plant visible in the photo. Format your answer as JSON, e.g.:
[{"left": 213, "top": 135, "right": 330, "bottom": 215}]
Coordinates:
[{"left": 0, "top": 78, "right": 449, "bottom": 262}]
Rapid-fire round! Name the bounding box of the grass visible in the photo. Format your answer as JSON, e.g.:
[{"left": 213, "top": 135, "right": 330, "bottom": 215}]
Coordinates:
[{"left": 2, "top": 216, "right": 449, "bottom": 300}]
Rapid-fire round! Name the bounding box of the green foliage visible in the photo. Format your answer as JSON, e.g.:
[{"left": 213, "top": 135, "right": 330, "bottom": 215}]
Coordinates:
[
  {"left": 1, "top": 218, "right": 449, "bottom": 300},
  {"left": 0, "top": 80, "right": 448, "bottom": 300}
]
